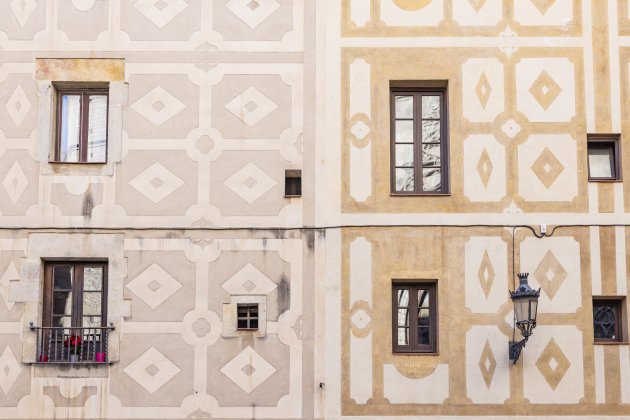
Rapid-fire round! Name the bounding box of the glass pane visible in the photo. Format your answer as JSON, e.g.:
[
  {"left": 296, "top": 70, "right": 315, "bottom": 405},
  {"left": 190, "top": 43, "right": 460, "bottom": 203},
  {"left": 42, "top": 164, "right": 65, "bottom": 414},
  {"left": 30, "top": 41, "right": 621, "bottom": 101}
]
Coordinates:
[
  {"left": 53, "top": 265, "right": 73, "bottom": 289},
  {"left": 397, "top": 308, "right": 409, "bottom": 327},
  {"left": 83, "top": 267, "right": 102, "bottom": 291},
  {"left": 422, "top": 120, "right": 440, "bottom": 142},
  {"left": 237, "top": 319, "right": 247, "bottom": 329},
  {"left": 53, "top": 316, "right": 71, "bottom": 328},
  {"left": 59, "top": 95, "right": 81, "bottom": 162},
  {"left": 250, "top": 319, "right": 258, "bottom": 329},
  {"left": 395, "top": 144, "right": 414, "bottom": 167},
  {"left": 53, "top": 291, "right": 72, "bottom": 315},
  {"left": 395, "top": 120, "right": 413, "bottom": 143},
  {"left": 418, "top": 327, "right": 430, "bottom": 345},
  {"left": 395, "top": 168, "right": 414, "bottom": 192},
  {"left": 418, "top": 290, "right": 429, "bottom": 307},
  {"left": 422, "top": 144, "right": 441, "bottom": 166},
  {"left": 397, "top": 327, "right": 409, "bottom": 345},
  {"left": 82, "top": 292, "right": 101, "bottom": 316},
  {"left": 588, "top": 147, "right": 613, "bottom": 178},
  {"left": 418, "top": 308, "right": 430, "bottom": 326},
  {"left": 593, "top": 305, "right": 617, "bottom": 339},
  {"left": 82, "top": 316, "right": 101, "bottom": 328},
  {"left": 397, "top": 289, "right": 409, "bottom": 307},
  {"left": 422, "top": 96, "right": 440, "bottom": 119},
  {"left": 529, "top": 299, "right": 538, "bottom": 321},
  {"left": 423, "top": 168, "right": 441, "bottom": 192},
  {"left": 87, "top": 95, "right": 107, "bottom": 162},
  {"left": 514, "top": 299, "right": 526, "bottom": 323},
  {"left": 395, "top": 96, "right": 413, "bottom": 118}
]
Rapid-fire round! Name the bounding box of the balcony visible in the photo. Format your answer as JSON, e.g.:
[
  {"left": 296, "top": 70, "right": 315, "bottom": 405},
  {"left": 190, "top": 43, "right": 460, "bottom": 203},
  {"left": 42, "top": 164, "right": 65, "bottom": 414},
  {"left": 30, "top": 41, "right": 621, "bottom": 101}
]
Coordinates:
[{"left": 29, "top": 323, "right": 114, "bottom": 364}]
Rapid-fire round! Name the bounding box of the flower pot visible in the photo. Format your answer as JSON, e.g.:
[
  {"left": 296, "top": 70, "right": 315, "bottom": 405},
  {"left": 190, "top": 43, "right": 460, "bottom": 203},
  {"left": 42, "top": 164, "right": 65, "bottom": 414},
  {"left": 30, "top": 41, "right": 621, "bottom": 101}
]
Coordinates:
[
  {"left": 95, "top": 352, "right": 106, "bottom": 363},
  {"left": 69, "top": 354, "right": 78, "bottom": 363},
  {"left": 38, "top": 355, "right": 48, "bottom": 362}
]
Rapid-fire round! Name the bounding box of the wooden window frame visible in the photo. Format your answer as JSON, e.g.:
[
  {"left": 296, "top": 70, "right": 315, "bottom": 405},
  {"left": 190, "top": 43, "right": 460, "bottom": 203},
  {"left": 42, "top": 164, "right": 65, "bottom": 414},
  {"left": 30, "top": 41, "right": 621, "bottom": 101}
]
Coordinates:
[
  {"left": 587, "top": 134, "right": 621, "bottom": 181},
  {"left": 53, "top": 87, "right": 109, "bottom": 163},
  {"left": 593, "top": 297, "right": 626, "bottom": 343},
  {"left": 392, "top": 282, "right": 438, "bottom": 353},
  {"left": 237, "top": 303, "right": 259, "bottom": 331},
  {"left": 390, "top": 85, "right": 450, "bottom": 195},
  {"left": 42, "top": 262, "right": 108, "bottom": 328}
]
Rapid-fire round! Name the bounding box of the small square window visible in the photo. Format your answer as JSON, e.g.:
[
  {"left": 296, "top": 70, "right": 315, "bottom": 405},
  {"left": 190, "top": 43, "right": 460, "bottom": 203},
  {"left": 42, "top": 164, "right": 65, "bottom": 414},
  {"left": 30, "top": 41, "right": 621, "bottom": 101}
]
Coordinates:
[
  {"left": 53, "top": 85, "right": 109, "bottom": 163},
  {"left": 237, "top": 303, "right": 259, "bottom": 330},
  {"left": 593, "top": 297, "right": 626, "bottom": 342},
  {"left": 587, "top": 134, "right": 621, "bottom": 181}
]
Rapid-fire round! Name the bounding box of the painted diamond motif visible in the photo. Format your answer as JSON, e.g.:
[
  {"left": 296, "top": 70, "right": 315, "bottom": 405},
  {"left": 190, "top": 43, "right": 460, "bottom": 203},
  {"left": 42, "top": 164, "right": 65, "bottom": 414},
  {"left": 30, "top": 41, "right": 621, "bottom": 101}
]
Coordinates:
[
  {"left": 129, "top": 163, "right": 184, "bottom": 204},
  {"left": 477, "top": 250, "right": 495, "bottom": 299},
  {"left": 535, "top": 338, "right": 570, "bottom": 390},
  {"left": 478, "top": 339, "right": 496, "bottom": 389},
  {"left": 475, "top": 72, "right": 491, "bottom": 109},
  {"left": 0, "top": 346, "right": 21, "bottom": 395},
  {"left": 131, "top": 86, "right": 186, "bottom": 126},
  {"left": 220, "top": 346, "right": 276, "bottom": 394},
  {"left": 5, "top": 85, "right": 31, "bottom": 127},
  {"left": 531, "top": 147, "right": 564, "bottom": 189},
  {"left": 224, "top": 86, "right": 278, "bottom": 127},
  {"left": 529, "top": 70, "right": 561, "bottom": 110},
  {"left": 10, "top": 0, "right": 36, "bottom": 27},
  {"left": 2, "top": 162, "right": 28, "bottom": 204},
  {"left": 221, "top": 263, "right": 277, "bottom": 295},
  {"left": 533, "top": 250, "right": 567, "bottom": 300},
  {"left": 468, "top": 0, "right": 487, "bottom": 12},
  {"left": 226, "top": 0, "right": 280, "bottom": 29},
  {"left": 476, "top": 148, "right": 493, "bottom": 188},
  {"left": 223, "top": 163, "right": 278, "bottom": 204},
  {"left": 531, "top": 0, "right": 555, "bottom": 15},
  {"left": 126, "top": 263, "right": 182, "bottom": 309},
  {"left": 133, "top": 0, "right": 188, "bottom": 29},
  {"left": 0, "top": 262, "right": 19, "bottom": 310},
  {"left": 123, "top": 347, "right": 180, "bottom": 394}
]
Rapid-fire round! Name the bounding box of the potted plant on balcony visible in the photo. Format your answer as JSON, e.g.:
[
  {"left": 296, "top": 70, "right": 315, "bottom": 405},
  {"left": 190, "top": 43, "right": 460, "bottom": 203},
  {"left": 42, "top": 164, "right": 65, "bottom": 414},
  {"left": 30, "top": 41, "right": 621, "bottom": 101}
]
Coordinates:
[{"left": 64, "top": 335, "right": 82, "bottom": 362}]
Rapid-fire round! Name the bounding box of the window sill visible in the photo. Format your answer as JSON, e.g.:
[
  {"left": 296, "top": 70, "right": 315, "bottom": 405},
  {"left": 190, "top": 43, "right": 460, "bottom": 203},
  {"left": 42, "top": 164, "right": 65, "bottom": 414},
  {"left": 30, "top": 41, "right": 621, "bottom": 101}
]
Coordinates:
[
  {"left": 390, "top": 193, "right": 451, "bottom": 197},
  {"left": 392, "top": 351, "right": 440, "bottom": 356},
  {"left": 588, "top": 179, "right": 622, "bottom": 182},
  {"left": 593, "top": 341, "right": 629, "bottom": 345},
  {"left": 48, "top": 161, "right": 107, "bottom": 165},
  {"left": 32, "top": 361, "right": 112, "bottom": 365}
]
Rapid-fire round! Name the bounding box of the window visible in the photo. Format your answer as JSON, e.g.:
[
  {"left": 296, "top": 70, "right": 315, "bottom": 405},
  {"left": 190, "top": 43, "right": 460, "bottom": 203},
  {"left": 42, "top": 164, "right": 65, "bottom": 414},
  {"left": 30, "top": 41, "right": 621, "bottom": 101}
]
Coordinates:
[
  {"left": 54, "top": 87, "right": 108, "bottom": 163},
  {"left": 285, "top": 169, "right": 302, "bottom": 197},
  {"left": 593, "top": 298, "right": 625, "bottom": 343},
  {"left": 237, "top": 303, "right": 259, "bottom": 330},
  {"left": 392, "top": 282, "right": 437, "bottom": 353},
  {"left": 43, "top": 262, "right": 108, "bottom": 328},
  {"left": 391, "top": 84, "right": 449, "bottom": 194},
  {"left": 587, "top": 134, "right": 621, "bottom": 181}
]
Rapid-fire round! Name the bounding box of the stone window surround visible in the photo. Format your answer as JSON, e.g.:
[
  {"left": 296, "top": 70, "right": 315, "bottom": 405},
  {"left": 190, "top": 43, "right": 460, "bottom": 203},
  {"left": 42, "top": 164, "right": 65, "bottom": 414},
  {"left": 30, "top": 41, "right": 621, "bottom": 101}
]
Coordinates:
[
  {"left": 35, "top": 58, "right": 127, "bottom": 176},
  {"left": 222, "top": 295, "right": 267, "bottom": 338},
  {"left": 11, "top": 233, "right": 126, "bottom": 364}
]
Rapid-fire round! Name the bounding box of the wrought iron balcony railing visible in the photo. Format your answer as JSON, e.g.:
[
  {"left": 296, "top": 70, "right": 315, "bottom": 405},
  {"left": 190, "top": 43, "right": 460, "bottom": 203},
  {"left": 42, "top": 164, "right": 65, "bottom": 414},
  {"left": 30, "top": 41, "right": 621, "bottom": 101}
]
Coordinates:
[{"left": 29, "top": 323, "right": 114, "bottom": 364}]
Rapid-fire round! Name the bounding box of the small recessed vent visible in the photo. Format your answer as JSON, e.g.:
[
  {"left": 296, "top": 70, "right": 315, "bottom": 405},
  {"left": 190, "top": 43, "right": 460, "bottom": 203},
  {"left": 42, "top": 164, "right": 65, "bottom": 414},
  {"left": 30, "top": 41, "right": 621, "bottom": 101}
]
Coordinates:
[{"left": 285, "top": 169, "right": 302, "bottom": 197}]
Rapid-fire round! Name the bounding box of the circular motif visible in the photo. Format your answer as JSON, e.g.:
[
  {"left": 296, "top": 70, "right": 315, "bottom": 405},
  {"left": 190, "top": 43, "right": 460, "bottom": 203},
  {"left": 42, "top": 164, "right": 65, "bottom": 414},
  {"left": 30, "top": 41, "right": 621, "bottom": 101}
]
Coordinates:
[
  {"left": 72, "top": 0, "right": 96, "bottom": 11},
  {"left": 195, "top": 136, "right": 215, "bottom": 155},
  {"left": 182, "top": 309, "right": 221, "bottom": 346},
  {"left": 392, "top": 0, "right": 432, "bottom": 11}
]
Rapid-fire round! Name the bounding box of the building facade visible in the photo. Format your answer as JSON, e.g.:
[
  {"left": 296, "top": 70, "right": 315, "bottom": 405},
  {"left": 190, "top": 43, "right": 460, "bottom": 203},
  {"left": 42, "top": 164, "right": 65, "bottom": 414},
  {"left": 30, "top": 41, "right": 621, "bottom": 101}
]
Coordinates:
[{"left": 0, "top": 0, "right": 629, "bottom": 419}]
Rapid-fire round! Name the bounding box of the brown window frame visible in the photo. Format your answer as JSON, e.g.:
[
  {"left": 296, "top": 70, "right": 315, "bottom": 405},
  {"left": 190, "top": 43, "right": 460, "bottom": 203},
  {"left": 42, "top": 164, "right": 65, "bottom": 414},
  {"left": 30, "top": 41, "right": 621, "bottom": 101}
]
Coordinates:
[
  {"left": 390, "top": 84, "right": 450, "bottom": 195},
  {"left": 237, "top": 303, "right": 259, "bottom": 330},
  {"left": 587, "top": 134, "right": 621, "bottom": 181},
  {"left": 392, "top": 282, "right": 438, "bottom": 353},
  {"left": 53, "top": 87, "right": 109, "bottom": 163},
  {"left": 593, "top": 297, "right": 626, "bottom": 343},
  {"left": 42, "top": 261, "right": 108, "bottom": 328}
]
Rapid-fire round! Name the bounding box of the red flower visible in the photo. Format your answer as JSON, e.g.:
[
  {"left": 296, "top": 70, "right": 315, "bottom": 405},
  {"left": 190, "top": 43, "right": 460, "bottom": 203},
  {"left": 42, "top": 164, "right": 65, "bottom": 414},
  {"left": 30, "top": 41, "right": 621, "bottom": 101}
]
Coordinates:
[{"left": 63, "top": 335, "right": 82, "bottom": 348}]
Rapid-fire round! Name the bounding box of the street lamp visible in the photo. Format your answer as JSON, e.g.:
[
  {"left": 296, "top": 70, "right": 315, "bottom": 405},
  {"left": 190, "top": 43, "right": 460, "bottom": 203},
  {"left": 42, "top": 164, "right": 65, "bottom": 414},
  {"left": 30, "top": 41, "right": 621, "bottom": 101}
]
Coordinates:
[{"left": 509, "top": 272, "right": 540, "bottom": 364}]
